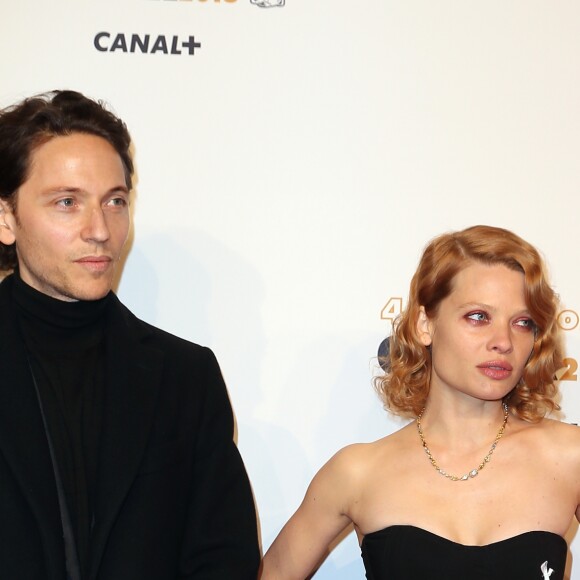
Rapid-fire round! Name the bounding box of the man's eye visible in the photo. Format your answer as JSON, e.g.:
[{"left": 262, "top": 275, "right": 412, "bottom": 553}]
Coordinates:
[{"left": 108, "top": 197, "right": 127, "bottom": 207}]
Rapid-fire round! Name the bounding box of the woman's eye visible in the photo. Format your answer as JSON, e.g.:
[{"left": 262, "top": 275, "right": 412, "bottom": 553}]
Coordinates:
[
  {"left": 57, "top": 198, "right": 75, "bottom": 207},
  {"left": 466, "top": 312, "right": 488, "bottom": 323},
  {"left": 514, "top": 318, "right": 536, "bottom": 331}
]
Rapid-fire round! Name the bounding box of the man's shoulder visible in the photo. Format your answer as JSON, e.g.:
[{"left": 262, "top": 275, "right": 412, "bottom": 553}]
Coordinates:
[{"left": 110, "top": 293, "right": 214, "bottom": 361}]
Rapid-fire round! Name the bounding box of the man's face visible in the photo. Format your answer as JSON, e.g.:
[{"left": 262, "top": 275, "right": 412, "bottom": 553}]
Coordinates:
[{"left": 0, "top": 133, "right": 130, "bottom": 301}]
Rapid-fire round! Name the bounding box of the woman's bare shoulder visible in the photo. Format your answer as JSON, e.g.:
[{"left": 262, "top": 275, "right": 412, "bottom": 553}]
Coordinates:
[
  {"left": 518, "top": 417, "right": 580, "bottom": 462},
  {"left": 531, "top": 416, "right": 580, "bottom": 438},
  {"left": 322, "top": 422, "right": 415, "bottom": 481}
]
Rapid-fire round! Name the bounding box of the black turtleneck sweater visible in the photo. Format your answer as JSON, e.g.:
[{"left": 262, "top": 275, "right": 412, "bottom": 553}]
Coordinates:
[{"left": 12, "top": 271, "right": 110, "bottom": 578}]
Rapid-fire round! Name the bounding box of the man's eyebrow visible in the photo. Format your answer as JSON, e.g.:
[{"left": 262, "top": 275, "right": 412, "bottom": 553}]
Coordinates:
[
  {"left": 107, "top": 185, "right": 130, "bottom": 195},
  {"left": 40, "top": 185, "right": 130, "bottom": 195},
  {"left": 41, "top": 186, "right": 82, "bottom": 195}
]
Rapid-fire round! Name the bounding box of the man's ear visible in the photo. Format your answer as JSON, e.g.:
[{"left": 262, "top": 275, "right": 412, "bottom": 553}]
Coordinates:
[
  {"left": 416, "top": 306, "right": 433, "bottom": 347},
  {"left": 0, "top": 199, "right": 17, "bottom": 246}
]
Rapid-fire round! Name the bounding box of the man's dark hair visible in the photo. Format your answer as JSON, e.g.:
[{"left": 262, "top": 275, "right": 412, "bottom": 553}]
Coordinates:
[{"left": 0, "top": 89, "right": 134, "bottom": 271}]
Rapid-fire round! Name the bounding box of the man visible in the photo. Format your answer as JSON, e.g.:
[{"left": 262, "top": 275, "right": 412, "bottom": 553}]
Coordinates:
[{"left": 0, "top": 90, "right": 260, "bottom": 579}]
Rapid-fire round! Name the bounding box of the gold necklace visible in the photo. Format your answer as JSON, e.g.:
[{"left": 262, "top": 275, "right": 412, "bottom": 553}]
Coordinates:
[{"left": 416, "top": 403, "right": 509, "bottom": 482}]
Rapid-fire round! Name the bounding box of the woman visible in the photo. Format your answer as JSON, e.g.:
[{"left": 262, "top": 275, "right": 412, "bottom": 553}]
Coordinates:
[{"left": 261, "top": 225, "right": 580, "bottom": 580}]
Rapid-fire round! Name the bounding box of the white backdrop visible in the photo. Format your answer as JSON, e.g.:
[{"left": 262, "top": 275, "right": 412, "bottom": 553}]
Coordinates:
[{"left": 2, "top": 1, "right": 580, "bottom": 577}]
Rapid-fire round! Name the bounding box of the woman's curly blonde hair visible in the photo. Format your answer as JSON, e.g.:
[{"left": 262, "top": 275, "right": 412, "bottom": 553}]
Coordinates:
[{"left": 375, "top": 225, "right": 563, "bottom": 422}]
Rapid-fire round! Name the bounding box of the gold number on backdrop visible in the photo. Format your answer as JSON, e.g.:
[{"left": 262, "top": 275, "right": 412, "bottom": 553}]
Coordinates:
[
  {"left": 557, "top": 358, "right": 578, "bottom": 382},
  {"left": 381, "top": 297, "right": 402, "bottom": 323},
  {"left": 557, "top": 310, "right": 579, "bottom": 331}
]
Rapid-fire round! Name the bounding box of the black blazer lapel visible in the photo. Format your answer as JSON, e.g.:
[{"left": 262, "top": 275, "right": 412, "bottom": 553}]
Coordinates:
[
  {"left": 88, "top": 296, "right": 164, "bottom": 579},
  {"left": 0, "top": 279, "right": 65, "bottom": 578}
]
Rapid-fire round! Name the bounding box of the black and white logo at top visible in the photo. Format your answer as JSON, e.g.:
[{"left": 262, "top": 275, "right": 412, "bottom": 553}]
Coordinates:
[{"left": 250, "top": 0, "right": 285, "bottom": 7}]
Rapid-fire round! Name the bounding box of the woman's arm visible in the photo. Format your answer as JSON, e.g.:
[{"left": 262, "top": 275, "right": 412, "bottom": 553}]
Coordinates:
[{"left": 261, "top": 446, "right": 363, "bottom": 580}]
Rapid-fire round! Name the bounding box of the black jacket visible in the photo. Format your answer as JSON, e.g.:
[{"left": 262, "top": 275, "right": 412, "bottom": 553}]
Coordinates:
[{"left": 0, "top": 275, "right": 260, "bottom": 579}]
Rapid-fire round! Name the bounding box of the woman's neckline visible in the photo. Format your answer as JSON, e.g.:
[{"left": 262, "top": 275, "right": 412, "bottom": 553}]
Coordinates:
[{"left": 361, "top": 524, "right": 565, "bottom": 549}]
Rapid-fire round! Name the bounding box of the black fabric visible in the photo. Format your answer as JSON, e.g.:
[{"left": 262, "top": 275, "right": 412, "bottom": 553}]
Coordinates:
[
  {"left": 28, "top": 361, "right": 82, "bottom": 580},
  {"left": 13, "top": 272, "right": 108, "bottom": 578},
  {"left": 361, "top": 525, "right": 567, "bottom": 580},
  {"left": 0, "top": 274, "right": 260, "bottom": 579}
]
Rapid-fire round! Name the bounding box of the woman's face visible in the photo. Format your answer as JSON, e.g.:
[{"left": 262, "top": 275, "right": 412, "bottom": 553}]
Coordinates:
[{"left": 417, "top": 261, "right": 535, "bottom": 403}]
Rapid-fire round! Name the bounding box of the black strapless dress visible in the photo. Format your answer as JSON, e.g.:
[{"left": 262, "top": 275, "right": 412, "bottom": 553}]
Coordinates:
[{"left": 361, "top": 525, "right": 567, "bottom": 579}]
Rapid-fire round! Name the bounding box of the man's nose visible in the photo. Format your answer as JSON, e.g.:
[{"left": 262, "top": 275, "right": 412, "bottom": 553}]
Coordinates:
[{"left": 81, "top": 207, "right": 110, "bottom": 243}]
